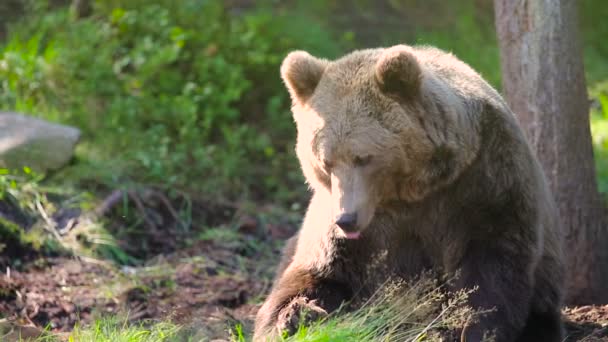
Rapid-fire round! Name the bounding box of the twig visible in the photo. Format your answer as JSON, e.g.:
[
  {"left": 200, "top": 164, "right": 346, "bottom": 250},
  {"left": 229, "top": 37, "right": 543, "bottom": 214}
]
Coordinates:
[
  {"left": 35, "top": 199, "right": 62, "bottom": 240},
  {"left": 128, "top": 190, "right": 158, "bottom": 232},
  {"left": 127, "top": 303, "right": 149, "bottom": 321},
  {"left": 102, "top": 187, "right": 197, "bottom": 235},
  {"left": 94, "top": 189, "right": 124, "bottom": 217},
  {"left": 148, "top": 190, "right": 188, "bottom": 230},
  {"left": 410, "top": 303, "right": 453, "bottom": 342},
  {"left": 170, "top": 187, "right": 241, "bottom": 210}
]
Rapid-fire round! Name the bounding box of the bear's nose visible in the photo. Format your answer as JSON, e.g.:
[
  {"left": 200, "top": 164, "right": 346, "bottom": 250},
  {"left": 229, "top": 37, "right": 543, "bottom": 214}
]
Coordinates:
[{"left": 336, "top": 213, "right": 357, "bottom": 231}]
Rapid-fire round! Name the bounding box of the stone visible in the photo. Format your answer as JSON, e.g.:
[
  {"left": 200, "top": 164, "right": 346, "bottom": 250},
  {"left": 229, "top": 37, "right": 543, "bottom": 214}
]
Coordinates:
[{"left": 0, "top": 112, "right": 80, "bottom": 172}]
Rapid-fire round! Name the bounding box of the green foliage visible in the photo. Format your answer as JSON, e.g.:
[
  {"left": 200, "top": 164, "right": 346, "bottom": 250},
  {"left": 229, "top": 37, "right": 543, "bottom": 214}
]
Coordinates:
[
  {"left": 0, "top": 215, "right": 26, "bottom": 254},
  {"left": 282, "top": 0, "right": 500, "bottom": 88},
  {"left": 1, "top": 167, "right": 49, "bottom": 219},
  {"left": 580, "top": 1, "right": 608, "bottom": 84},
  {"left": 590, "top": 81, "right": 608, "bottom": 195},
  {"left": 410, "top": 3, "right": 500, "bottom": 88},
  {"left": 0, "top": 0, "right": 344, "bottom": 201}
]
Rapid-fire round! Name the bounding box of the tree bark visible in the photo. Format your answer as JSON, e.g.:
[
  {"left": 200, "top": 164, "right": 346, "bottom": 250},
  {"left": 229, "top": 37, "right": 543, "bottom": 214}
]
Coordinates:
[{"left": 494, "top": 0, "right": 608, "bottom": 304}]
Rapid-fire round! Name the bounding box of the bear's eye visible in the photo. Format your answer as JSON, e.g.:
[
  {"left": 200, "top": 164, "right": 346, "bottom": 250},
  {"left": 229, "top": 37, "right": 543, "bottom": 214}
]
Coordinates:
[
  {"left": 353, "top": 155, "right": 372, "bottom": 167},
  {"left": 323, "top": 159, "right": 334, "bottom": 171}
]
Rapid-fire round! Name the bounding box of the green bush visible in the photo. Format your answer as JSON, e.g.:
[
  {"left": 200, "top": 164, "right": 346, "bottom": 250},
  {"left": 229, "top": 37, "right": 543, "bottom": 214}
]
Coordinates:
[
  {"left": 590, "top": 81, "right": 608, "bottom": 195},
  {"left": 0, "top": 0, "right": 345, "bottom": 201}
]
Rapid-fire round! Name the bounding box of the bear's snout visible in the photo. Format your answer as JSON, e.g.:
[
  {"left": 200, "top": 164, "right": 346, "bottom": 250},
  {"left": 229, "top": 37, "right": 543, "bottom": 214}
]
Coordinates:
[
  {"left": 335, "top": 212, "right": 358, "bottom": 232},
  {"left": 336, "top": 212, "right": 357, "bottom": 231}
]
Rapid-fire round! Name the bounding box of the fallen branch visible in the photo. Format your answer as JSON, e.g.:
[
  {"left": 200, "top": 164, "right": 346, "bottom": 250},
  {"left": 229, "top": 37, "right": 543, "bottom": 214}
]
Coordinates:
[
  {"left": 127, "top": 190, "right": 158, "bottom": 232},
  {"left": 94, "top": 189, "right": 124, "bottom": 217}
]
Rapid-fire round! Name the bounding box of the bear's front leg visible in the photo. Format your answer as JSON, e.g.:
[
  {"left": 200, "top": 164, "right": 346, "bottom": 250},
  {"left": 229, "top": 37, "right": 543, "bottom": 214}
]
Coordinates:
[
  {"left": 455, "top": 244, "right": 535, "bottom": 342},
  {"left": 253, "top": 267, "right": 351, "bottom": 341}
]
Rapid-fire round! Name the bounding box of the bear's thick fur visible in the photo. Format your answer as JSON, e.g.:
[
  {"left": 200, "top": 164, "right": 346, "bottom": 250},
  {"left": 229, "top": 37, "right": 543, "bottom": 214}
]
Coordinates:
[{"left": 253, "top": 45, "right": 564, "bottom": 342}]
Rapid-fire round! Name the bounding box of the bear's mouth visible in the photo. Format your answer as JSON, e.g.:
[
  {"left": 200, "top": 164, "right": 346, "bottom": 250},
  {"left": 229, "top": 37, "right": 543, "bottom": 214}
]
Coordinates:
[{"left": 344, "top": 231, "right": 361, "bottom": 239}]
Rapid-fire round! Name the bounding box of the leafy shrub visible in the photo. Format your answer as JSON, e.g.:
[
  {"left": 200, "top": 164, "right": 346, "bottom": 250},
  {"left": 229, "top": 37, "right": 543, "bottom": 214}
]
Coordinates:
[
  {"left": 590, "top": 81, "right": 608, "bottom": 195},
  {"left": 0, "top": 0, "right": 345, "bottom": 201}
]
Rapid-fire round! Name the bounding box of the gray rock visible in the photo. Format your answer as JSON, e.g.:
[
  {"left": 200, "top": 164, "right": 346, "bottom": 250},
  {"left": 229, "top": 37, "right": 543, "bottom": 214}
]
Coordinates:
[{"left": 0, "top": 112, "right": 81, "bottom": 172}]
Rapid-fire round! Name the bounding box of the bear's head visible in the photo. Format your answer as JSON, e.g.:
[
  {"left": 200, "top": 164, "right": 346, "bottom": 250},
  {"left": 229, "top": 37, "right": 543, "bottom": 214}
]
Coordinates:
[{"left": 281, "top": 45, "right": 479, "bottom": 238}]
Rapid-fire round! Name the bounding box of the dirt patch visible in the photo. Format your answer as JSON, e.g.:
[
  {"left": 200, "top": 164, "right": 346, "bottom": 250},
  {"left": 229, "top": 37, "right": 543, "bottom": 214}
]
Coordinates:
[
  {"left": 0, "top": 237, "right": 279, "bottom": 339},
  {"left": 0, "top": 258, "right": 117, "bottom": 331},
  {"left": 114, "top": 240, "right": 277, "bottom": 338}
]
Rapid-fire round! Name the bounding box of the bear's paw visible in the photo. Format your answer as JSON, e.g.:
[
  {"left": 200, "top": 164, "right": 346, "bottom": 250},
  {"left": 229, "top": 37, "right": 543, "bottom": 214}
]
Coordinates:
[{"left": 276, "top": 296, "right": 328, "bottom": 337}]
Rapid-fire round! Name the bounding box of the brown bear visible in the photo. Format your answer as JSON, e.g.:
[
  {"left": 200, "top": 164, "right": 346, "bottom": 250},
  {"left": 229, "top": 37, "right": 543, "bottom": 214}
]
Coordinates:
[{"left": 253, "top": 45, "right": 564, "bottom": 342}]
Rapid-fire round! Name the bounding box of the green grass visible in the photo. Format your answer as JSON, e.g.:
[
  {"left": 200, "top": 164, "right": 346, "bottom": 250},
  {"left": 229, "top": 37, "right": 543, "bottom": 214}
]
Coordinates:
[
  {"left": 67, "top": 319, "right": 180, "bottom": 342},
  {"left": 26, "top": 277, "right": 476, "bottom": 342},
  {"left": 30, "top": 317, "right": 183, "bottom": 342},
  {"left": 281, "top": 278, "right": 476, "bottom": 342}
]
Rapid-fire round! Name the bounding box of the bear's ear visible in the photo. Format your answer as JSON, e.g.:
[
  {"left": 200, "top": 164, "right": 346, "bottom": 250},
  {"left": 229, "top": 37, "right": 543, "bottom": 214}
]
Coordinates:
[
  {"left": 281, "top": 51, "right": 328, "bottom": 104},
  {"left": 375, "top": 45, "right": 422, "bottom": 101}
]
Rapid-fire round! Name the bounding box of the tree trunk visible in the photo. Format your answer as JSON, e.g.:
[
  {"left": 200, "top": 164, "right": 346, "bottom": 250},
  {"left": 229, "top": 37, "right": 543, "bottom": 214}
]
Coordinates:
[{"left": 494, "top": 0, "right": 608, "bottom": 305}]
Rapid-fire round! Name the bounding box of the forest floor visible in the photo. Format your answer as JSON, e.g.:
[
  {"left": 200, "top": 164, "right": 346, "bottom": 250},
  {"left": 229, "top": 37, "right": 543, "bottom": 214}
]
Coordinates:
[{"left": 1, "top": 195, "right": 608, "bottom": 341}]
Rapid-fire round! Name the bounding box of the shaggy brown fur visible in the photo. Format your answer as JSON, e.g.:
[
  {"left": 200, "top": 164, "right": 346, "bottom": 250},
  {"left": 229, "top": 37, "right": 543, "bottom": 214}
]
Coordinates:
[{"left": 253, "top": 45, "right": 564, "bottom": 342}]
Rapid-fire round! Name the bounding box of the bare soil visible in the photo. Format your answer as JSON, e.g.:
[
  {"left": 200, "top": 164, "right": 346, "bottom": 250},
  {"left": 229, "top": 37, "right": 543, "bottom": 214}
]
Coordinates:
[{"left": 0, "top": 239, "right": 272, "bottom": 340}]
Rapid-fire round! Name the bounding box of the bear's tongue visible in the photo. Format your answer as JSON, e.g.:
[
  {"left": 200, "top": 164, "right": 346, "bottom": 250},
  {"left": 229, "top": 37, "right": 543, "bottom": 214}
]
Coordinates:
[{"left": 344, "top": 231, "right": 361, "bottom": 239}]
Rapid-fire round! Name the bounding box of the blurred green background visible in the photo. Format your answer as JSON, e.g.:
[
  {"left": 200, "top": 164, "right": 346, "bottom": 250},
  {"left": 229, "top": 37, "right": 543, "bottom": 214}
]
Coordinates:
[{"left": 1, "top": 0, "right": 608, "bottom": 201}]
